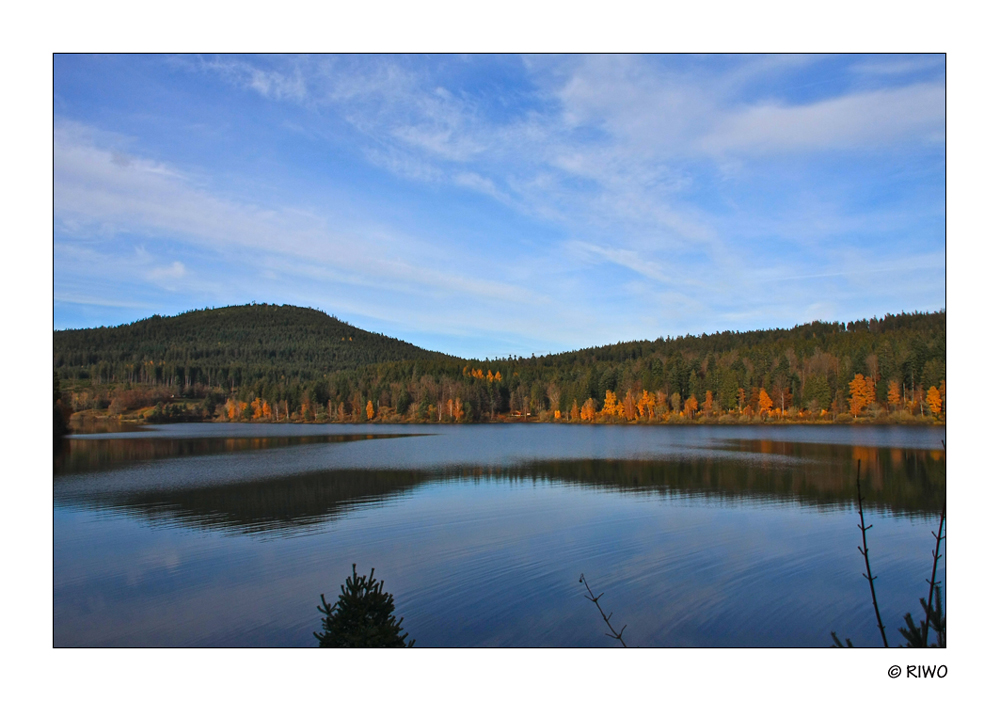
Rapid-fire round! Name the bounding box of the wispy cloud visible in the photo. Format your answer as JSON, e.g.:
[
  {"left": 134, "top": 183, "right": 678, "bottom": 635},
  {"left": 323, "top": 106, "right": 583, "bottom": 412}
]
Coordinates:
[
  {"left": 699, "top": 83, "right": 944, "bottom": 155},
  {"left": 54, "top": 55, "right": 945, "bottom": 354}
]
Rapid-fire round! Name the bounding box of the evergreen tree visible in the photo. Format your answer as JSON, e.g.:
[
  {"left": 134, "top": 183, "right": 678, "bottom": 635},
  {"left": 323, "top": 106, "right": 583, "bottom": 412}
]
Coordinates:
[{"left": 315, "top": 565, "right": 414, "bottom": 647}]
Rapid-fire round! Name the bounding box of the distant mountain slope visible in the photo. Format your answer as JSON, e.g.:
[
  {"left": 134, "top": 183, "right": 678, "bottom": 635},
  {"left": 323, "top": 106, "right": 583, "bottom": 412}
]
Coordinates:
[{"left": 54, "top": 304, "right": 452, "bottom": 385}]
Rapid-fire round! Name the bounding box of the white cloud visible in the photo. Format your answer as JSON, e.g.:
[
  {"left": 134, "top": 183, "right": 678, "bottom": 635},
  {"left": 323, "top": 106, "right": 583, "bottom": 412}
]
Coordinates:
[
  {"left": 148, "top": 261, "right": 187, "bottom": 281},
  {"left": 699, "top": 83, "right": 945, "bottom": 155},
  {"left": 198, "top": 57, "right": 308, "bottom": 102},
  {"left": 54, "top": 56, "right": 945, "bottom": 354},
  {"left": 54, "top": 120, "right": 546, "bottom": 322}
]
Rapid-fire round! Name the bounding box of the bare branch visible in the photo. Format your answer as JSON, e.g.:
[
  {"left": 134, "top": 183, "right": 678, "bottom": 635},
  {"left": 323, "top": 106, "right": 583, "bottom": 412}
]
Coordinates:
[
  {"left": 856, "top": 459, "right": 888, "bottom": 647},
  {"left": 579, "top": 573, "right": 628, "bottom": 647}
]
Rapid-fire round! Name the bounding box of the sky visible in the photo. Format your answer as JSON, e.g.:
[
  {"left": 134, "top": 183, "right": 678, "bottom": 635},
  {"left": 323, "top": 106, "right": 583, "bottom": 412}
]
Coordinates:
[{"left": 53, "top": 54, "right": 945, "bottom": 359}]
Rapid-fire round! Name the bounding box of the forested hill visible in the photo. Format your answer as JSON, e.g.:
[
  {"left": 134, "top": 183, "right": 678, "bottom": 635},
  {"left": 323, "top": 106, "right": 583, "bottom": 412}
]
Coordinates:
[
  {"left": 54, "top": 304, "right": 454, "bottom": 385},
  {"left": 55, "top": 306, "right": 945, "bottom": 424}
]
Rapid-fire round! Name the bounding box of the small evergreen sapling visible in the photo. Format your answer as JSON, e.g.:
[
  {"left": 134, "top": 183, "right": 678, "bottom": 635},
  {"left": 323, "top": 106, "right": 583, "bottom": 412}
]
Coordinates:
[{"left": 314, "top": 564, "right": 414, "bottom": 647}]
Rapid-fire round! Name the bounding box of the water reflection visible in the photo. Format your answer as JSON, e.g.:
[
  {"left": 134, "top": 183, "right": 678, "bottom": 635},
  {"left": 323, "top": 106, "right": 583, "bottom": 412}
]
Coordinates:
[
  {"left": 54, "top": 426, "right": 946, "bottom": 647},
  {"left": 54, "top": 433, "right": 415, "bottom": 475},
  {"left": 56, "top": 438, "right": 945, "bottom": 536}
]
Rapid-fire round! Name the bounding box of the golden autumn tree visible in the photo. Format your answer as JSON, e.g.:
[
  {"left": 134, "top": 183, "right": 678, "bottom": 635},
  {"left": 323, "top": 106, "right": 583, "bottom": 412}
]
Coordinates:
[
  {"left": 684, "top": 394, "right": 699, "bottom": 418},
  {"left": 758, "top": 388, "right": 773, "bottom": 415},
  {"left": 366, "top": 400, "right": 374, "bottom": 421},
  {"left": 887, "top": 380, "right": 901, "bottom": 409},
  {"left": 637, "top": 390, "right": 655, "bottom": 419},
  {"left": 581, "top": 398, "right": 597, "bottom": 422},
  {"left": 703, "top": 390, "right": 713, "bottom": 415},
  {"left": 622, "top": 389, "right": 637, "bottom": 420},
  {"left": 570, "top": 399, "right": 580, "bottom": 421},
  {"left": 864, "top": 376, "right": 876, "bottom": 409},
  {"left": 848, "top": 374, "right": 869, "bottom": 417},
  {"left": 601, "top": 390, "right": 620, "bottom": 418},
  {"left": 926, "top": 386, "right": 942, "bottom": 415}
]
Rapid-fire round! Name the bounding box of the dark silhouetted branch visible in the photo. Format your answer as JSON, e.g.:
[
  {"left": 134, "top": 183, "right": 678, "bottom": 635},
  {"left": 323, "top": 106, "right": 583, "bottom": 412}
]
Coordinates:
[
  {"left": 856, "top": 459, "right": 889, "bottom": 647},
  {"left": 579, "top": 573, "right": 627, "bottom": 647},
  {"left": 830, "top": 631, "right": 854, "bottom": 647}
]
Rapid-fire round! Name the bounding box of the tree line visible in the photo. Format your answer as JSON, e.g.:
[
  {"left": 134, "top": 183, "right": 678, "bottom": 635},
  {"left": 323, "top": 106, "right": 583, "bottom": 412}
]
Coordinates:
[{"left": 55, "top": 306, "right": 945, "bottom": 425}]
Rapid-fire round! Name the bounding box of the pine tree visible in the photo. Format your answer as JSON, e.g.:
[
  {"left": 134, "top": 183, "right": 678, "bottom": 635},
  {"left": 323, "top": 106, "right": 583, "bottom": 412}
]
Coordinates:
[{"left": 314, "top": 565, "right": 414, "bottom": 647}]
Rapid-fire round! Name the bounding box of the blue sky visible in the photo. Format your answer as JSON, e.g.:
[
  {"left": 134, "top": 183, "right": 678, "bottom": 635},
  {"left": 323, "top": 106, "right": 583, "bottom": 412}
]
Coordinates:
[{"left": 53, "top": 54, "right": 945, "bottom": 358}]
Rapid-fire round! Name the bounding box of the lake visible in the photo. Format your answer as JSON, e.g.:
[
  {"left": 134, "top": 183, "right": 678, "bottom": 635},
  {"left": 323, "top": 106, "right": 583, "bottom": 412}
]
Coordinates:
[{"left": 54, "top": 423, "right": 945, "bottom": 647}]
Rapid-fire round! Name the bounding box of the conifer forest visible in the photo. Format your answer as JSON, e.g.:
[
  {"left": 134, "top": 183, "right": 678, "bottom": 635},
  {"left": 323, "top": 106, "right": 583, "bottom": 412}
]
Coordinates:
[{"left": 54, "top": 303, "right": 945, "bottom": 427}]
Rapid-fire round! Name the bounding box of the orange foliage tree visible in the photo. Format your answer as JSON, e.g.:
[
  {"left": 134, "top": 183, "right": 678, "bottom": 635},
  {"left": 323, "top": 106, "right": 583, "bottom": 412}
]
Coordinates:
[
  {"left": 580, "top": 398, "right": 597, "bottom": 422},
  {"left": 848, "top": 374, "right": 873, "bottom": 417},
  {"left": 684, "top": 394, "right": 699, "bottom": 418},
  {"left": 758, "top": 389, "right": 773, "bottom": 415},
  {"left": 887, "top": 380, "right": 901, "bottom": 409},
  {"left": 366, "top": 400, "right": 375, "bottom": 421},
  {"left": 926, "top": 386, "right": 942, "bottom": 415},
  {"left": 622, "top": 389, "right": 637, "bottom": 420},
  {"left": 637, "top": 390, "right": 655, "bottom": 419},
  {"left": 601, "top": 390, "right": 621, "bottom": 418}
]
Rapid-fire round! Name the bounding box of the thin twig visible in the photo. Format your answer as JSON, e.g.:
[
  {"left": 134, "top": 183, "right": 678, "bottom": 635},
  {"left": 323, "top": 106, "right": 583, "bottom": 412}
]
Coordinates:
[
  {"left": 856, "top": 458, "right": 888, "bottom": 647},
  {"left": 922, "top": 441, "right": 946, "bottom": 646},
  {"left": 579, "top": 573, "right": 627, "bottom": 647}
]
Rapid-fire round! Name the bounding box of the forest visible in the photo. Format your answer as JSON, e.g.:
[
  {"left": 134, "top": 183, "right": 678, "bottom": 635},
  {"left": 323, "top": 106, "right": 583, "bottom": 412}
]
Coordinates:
[{"left": 54, "top": 304, "right": 945, "bottom": 427}]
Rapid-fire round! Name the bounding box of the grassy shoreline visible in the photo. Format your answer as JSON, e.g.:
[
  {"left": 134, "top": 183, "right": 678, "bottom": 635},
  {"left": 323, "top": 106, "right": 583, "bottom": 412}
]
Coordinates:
[{"left": 68, "top": 406, "right": 943, "bottom": 432}]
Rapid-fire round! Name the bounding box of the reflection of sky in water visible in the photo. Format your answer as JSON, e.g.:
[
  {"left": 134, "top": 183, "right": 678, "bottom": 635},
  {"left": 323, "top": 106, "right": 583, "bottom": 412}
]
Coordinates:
[{"left": 54, "top": 425, "right": 945, "bottom": 647}]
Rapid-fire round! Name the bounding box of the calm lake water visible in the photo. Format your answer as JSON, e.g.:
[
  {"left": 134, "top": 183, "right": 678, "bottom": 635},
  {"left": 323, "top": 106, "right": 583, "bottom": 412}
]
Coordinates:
[{"left": 54, "top": 423, "right": 945, "bottom": 647}]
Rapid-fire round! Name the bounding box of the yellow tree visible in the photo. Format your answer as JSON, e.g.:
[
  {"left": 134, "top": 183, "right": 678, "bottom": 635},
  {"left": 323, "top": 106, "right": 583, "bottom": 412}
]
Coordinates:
[
  {"left": 637, "top": 390, "right": 655, "bottom": 419},
  {"left": 758, "top": 388, "right": 773, "bottom": 415},
  {"left": 366, "top": 400, "right": 375, "bottom": 421},
  {"left": 601, "top": 390, "right": 620, "bottom": 418},
  {"left": 684, "top": 394, "right": 699, "bottom": 418},
  {"left": 581, "top": 398, "right": 597, "bottom": 422},
  {"left": 848, "top": 374, "right": 868, "bottom": 417},
  {"left": 926, "top": 386, "right": 942, "bottom": 415},
  {"left": 887, "top": 380, "right": 901, "bottom": 409},
  {"left": 622, "top": 389, "right": 637, "bottom": 420},
  {"left": 864, "top": 376, "right": 876, "bottom": 410}
]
